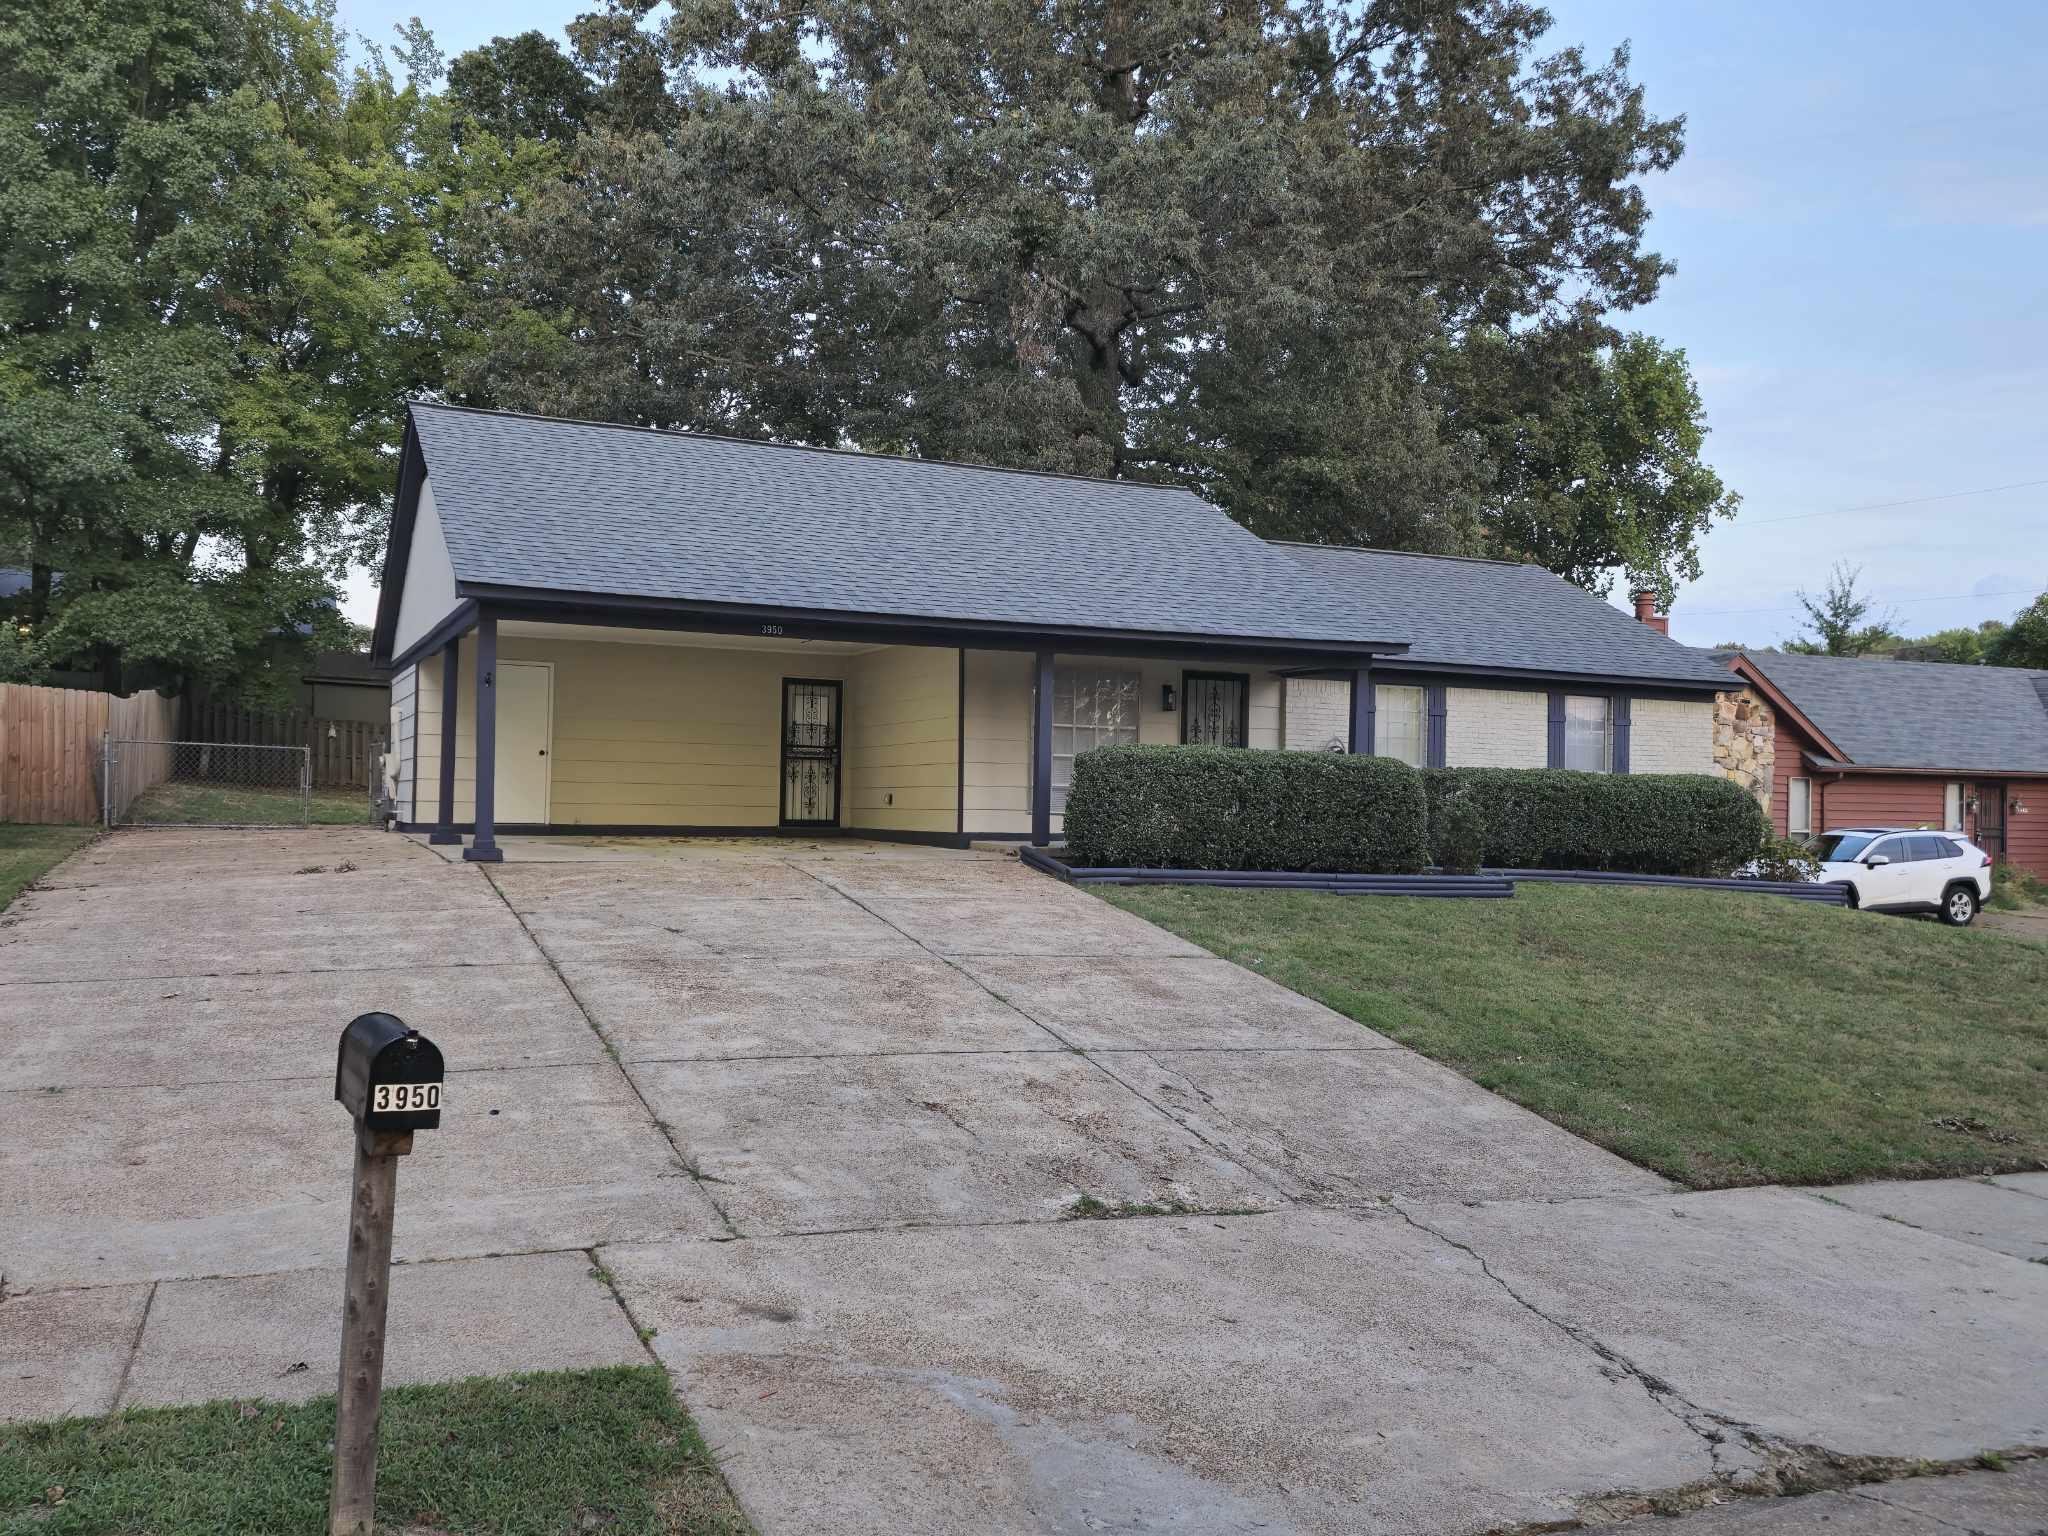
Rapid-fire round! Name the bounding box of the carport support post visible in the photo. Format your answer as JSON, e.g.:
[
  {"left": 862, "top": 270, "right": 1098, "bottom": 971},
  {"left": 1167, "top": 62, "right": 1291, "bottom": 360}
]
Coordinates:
[
  {"left": 1348, "top": 664, "right": 1374, "bottom": 754},
  {"left": 428, "top": 636, "right": 461, "bottom": 844},
  {"left": 463, "top": 614, "right": 502, "bottom": 862},
  {"left": 329, "top": 1126, "right": 412, "bottom": 1536},
  {"left": 1031, "top": 647, "right": 1054, "bottom": 846}
]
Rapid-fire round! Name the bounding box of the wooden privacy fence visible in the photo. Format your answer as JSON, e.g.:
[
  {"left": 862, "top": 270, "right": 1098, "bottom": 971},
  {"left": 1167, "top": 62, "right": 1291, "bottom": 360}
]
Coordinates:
[
  {"left": 188, "top": 702, "right": 386, "bottom": 788},
  {"left": 0, "top": 684, "right": 179, "bottom": 823}
]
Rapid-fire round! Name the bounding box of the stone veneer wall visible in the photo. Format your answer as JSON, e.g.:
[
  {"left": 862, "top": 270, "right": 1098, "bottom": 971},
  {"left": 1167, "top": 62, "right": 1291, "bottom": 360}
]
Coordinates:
[{"left": 1713, "top": 687, "right": 1774, "bottom": 810}]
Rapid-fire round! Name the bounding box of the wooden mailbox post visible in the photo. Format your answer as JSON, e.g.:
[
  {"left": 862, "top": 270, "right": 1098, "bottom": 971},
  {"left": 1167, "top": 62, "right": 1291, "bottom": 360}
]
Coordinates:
[{"left": 330, "top": 1013, "right": 444, "bottom": 1536}]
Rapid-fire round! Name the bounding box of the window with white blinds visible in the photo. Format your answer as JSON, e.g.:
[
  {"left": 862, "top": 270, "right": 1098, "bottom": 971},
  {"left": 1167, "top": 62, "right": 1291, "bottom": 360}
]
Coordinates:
[
  {"left": 1374, "top": 685, "right": 1426, "bottom": 767},
  {"left": 1562, "top": 695, "right": 1612, "bottom": 773},
  {"left": 1788, "top": 776, "right": 1813, "bottom": 839}
]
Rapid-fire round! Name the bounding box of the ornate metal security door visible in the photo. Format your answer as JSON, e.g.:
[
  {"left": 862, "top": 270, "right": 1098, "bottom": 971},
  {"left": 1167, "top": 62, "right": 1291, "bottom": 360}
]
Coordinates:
[{"left": 780, "top": 679, "right": 842, "bottom": 827}]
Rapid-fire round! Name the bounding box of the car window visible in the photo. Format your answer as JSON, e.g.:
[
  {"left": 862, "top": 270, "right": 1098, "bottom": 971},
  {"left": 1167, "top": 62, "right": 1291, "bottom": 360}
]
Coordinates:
[
  {"left": 1812, "top": 832, "right": 1878, "bottom": 862},
  {"left": 1867, "top": 837, "right": 1908, "bottom": 863},
  {"left": 1934, "top": 838, "right": 1964, "bottom": 859},
  {"left": 1906, "top": 836, "right": 1943, "bottom": 862}
]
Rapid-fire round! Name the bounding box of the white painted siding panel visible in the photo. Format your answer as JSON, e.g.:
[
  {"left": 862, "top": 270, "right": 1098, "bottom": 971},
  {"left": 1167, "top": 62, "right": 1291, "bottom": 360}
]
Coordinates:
[{"left": 391, "top": 479, "right": 460, "bottom": 658}]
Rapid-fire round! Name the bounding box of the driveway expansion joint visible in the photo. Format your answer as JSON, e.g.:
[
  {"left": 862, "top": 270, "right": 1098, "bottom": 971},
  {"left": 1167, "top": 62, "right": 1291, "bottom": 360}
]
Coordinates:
[
  {"left": 481, "top": 868, "right": 742, "bottom": 1241},
  {"left": 107, "top": 1280, "right": 157, "bottom": 1412}
]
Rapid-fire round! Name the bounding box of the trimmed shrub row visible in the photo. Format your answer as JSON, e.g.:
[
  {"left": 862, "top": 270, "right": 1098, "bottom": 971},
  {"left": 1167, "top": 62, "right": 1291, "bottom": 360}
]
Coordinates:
[
  {"left": 1062, "top": 744, "right": 1429, "bottom": 874},
  {"left": 1421, "top": 767, "right": 1768, "bottom": 878},
  {"left": 1062, "top": 745, "right": 1769, "bottom": 879}
]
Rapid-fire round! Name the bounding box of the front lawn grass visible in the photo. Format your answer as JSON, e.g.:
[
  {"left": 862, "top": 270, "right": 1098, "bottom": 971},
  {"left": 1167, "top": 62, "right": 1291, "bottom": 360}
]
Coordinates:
[
  {"left": 124, "top": 780, "right": 367, "bottom": 826},
  {"left": 0, "top": 824, "right": 97, "bottom": 911},
  {"left": 1101, "top": 882, "right": 2048, "bottom": 1189},
  {"left": 0, "top": 1365, "right": 749, "bottom": 1536}
]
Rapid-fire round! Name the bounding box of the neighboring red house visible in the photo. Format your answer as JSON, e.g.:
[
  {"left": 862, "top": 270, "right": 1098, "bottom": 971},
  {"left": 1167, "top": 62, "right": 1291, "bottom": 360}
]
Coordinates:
[{"left": 1721, "top": 650, "right": 2048, "bottom": 878}]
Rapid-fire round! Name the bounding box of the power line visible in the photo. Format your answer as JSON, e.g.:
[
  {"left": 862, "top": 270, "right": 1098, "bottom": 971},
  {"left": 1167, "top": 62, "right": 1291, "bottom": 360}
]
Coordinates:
[
  {"left": 1685, "top": 586, "right": 2040, "bottom": 619},
  {"left": 1739, "top": 478, "right": 2048, "bottom": 528}
]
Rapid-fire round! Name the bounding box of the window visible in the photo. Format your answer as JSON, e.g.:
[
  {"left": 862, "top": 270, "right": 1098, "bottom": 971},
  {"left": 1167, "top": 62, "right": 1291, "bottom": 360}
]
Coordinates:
[
  {"left": 1932, "top": 837, "right": 1965, "bottom": 859},
  {"left": 1562, "top": 695, "right": 1612, "bottom": 773},
  {"left": 1787, "top": 777, "right": 1813, "bottom": 840},
  {"left": 1943, "top": 782, "right": 1964, "bottom": 830},
  {"left": 1183, "top": 672, "right": 1249, "bottom": 747},
  {"left": 1374, "top": 685, "right": 1426, "bottom": 767},
  {"left": 1050, "top": 666, "right": 1140, "bottom": 812},
  {"left": 1905, "top": 835, "right": 1944, "bottom": 862},
  {"left": 1812, "top": 830, "right": 1880, "bottom": 863}
]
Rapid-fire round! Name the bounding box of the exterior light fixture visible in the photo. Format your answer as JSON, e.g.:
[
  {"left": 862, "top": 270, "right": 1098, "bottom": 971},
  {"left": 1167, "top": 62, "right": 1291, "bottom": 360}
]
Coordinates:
[{"left": 1161, "top": 683, "right": 1178, "bottom": 713}]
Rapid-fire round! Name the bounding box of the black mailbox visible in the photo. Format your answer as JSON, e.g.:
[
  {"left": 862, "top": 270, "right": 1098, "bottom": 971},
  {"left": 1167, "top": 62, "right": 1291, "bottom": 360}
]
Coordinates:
[{"left": 335, "top": 1013, "right": 444, "bottom": 1131}]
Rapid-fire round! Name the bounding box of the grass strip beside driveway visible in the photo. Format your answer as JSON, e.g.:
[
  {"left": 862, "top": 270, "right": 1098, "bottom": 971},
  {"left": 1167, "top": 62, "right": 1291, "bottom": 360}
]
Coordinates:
[
  {"left": 0, "top": 824, "right": 96, "bottom": 911},
  {"left": 0, "top": 1365, "right": 749, "bottom": 1536},
  {"left": 123, "top": 782, "right": 368, "bottom": 825},
  {"left": 1102, "top": 882, "right": 2048, "bottom": 1190}
]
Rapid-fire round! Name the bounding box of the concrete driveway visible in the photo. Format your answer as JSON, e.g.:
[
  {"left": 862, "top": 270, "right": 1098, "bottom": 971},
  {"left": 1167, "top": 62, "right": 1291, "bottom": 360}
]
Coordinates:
[{"left": 3, "top": 830, "right": 2046, "bottom": 1536}]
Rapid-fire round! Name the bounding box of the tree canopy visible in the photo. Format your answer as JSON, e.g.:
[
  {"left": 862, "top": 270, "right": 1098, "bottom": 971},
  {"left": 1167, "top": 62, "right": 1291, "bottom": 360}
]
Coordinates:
[{"left": 2, "top": 0, "right": 1749, "bottom": 699}]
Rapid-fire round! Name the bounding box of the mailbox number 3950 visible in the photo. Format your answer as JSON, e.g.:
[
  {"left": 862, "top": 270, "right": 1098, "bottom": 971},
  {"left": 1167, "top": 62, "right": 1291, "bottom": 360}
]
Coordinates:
[{"left": 372, "top": 1082, "right": 441, "bottom": 1113}]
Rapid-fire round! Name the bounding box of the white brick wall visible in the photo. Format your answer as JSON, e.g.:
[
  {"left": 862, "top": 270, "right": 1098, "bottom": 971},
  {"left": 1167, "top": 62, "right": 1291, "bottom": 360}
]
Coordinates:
[
  {"left": 1284, "top": 678, "right": 1351, "bottom": 751},
  {"left": 1628, "top": 698, "right": 1716, "bottom": 775},
  {"left": 1443, "top": 687, "right": 1548, "bottom": 768}
]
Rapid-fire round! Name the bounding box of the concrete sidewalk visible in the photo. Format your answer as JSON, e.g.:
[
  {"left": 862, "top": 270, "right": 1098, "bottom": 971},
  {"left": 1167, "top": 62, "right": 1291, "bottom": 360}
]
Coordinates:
[{"left": 1610, "top": 1457, "right": 2048, "bottom": 1532}]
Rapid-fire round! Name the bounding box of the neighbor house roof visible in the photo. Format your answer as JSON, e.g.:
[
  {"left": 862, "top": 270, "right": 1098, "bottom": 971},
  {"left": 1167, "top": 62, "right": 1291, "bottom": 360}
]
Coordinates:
[
  {"left": 377, "top": 403, "right": 1413, "bottom": 660},
  {"left": 1733, "top": 650, "right": 2048, "bottom": 776},
  {"left": 1274, "top": 543, "right": 1732, "bottom": 688}
]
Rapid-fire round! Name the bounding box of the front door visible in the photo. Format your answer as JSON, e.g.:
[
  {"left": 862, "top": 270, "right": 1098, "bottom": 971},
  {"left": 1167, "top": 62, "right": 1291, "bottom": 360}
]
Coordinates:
[
  {"left": 495, "top": 661, "right": 553, "bottom": 824},
  {"left": 781, "top": 679, "right": 842, "bottom": 827},
  {"left": 1182, "top": 672, "right": 1249, "bottom": 747},
  {"left": 1975, "top": 783, "right": 2007, "bottom": 863}
]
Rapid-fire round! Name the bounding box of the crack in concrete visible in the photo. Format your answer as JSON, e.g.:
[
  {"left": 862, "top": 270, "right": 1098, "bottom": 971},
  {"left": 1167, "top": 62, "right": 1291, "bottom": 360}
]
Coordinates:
[
  {"left": 108, "top": 1280, "right": 157, "bottom": 1412},
  {"left": 481, "top": 868, "right": 744, "bottom": 1241},
  {"left": 1388, "top": 1203, "right": 1770, "bottom": 1487}
]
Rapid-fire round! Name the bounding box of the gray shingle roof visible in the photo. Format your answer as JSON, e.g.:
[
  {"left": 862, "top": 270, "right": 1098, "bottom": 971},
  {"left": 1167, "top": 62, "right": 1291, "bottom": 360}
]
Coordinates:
[
  {"left": 406, "top": 403, "right": 1408, "bottom": 650},
  {"left": 1276, "top": 543, "right": 1732, "bottom": 686},
  {"left": 1735, "top": 650, "right": 2048, "bottom": 774}
]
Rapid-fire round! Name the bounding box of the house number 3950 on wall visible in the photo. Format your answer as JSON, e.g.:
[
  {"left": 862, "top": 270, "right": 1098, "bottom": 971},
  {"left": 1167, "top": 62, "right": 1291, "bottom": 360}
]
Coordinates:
[{"left": 760, "top": 624, "right": 785, "bottom": 636}]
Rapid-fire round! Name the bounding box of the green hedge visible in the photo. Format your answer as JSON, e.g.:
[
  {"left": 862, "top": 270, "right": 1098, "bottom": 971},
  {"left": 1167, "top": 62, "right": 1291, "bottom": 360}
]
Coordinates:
[
  {"left": 1421, "top": 767, "right": 1768, "bottom": 877},
  {"left": 1063, "top": 744, "right": 1429, "bottom": 873}
]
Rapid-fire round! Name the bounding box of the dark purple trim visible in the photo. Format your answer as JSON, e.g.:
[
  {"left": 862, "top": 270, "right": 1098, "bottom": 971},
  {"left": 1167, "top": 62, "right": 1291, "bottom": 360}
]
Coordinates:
[
  {"left": 1488, "top": 868, "right": 1849, "bottom": 904},
  {"left": 386, "top": 598, "right": 481, "bottom": 674},
  {"left": 955, "top": 648, "right": 966, "bottom": 838},
  {"left": 429, "top": 637, "right": 462, "bottom": 844},
  {"left": 1031, "top": 649, "right": 1054, "bottom": 846},
  {"left": 1347, "top": 666, "right": 1375, "bottom": 754},
  {"left": 1019, "top": 845, "right": 1511, "bottom": 898},
  {"left": 1546, "top": 692, "right": 1566, "bottom": 769},
  {"left": 1612, "top": 694, "right": 1633, "bottom": 775},
  {"left": 1425, "top": 685, "right": 1447, "bottom": 768},
  {"left": 463, "top": 612, "right": 502, "bottom": 863},
  {"left": 369, "top": 421, "right": 430, "bottom": 665},
  {"left": 456, "top": 582, "right": 1405, "bottom": 664}
]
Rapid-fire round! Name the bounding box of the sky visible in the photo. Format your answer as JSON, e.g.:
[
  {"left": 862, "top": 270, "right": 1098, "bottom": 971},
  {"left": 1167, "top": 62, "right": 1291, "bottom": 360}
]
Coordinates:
[{"left": 335, "top": 0, "right": 2048, "bottom": 650}]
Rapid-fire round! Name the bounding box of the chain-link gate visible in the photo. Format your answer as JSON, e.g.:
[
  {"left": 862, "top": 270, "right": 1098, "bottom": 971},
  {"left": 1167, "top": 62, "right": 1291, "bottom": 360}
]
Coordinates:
[{"left": 103, "top": 738, "right": 314, "bottom": 827}]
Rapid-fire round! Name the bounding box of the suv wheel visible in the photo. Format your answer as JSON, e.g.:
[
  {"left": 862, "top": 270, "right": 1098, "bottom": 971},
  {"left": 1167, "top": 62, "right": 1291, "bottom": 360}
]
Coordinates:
[{"left": 1940, "top": 885, "right": 1978, "bottom": 927}]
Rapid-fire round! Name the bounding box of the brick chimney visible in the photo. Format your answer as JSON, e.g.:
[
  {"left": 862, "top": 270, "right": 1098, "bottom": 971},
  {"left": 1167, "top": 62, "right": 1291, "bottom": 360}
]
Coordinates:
[{"left": 1631, "top": 590, "right": 1670, "bottom": 636}]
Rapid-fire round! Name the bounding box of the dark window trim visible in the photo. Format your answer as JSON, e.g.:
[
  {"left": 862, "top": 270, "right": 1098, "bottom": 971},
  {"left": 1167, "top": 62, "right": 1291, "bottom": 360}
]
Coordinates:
[
  {"left": 955, "top": 648, "right": 966, "bottom": 838},
  {"left": 1546, "top": 692, "right": 1566, "bottom": 769},
  {"left": 779, "top": 676, "right": 844, "bottom": 829},
  {"left": 1180, "top": 669, "right": 1252, "bottom": 747},
  {"left": 1612, "top": 693, "right": 1633, "bottom": 775},
  {"left": 1425, "top": 684, "right": 1447, "bottom": 768}
]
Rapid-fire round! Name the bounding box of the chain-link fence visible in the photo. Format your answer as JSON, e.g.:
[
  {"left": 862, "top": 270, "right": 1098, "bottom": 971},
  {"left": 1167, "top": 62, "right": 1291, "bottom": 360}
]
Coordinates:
[{"left": 104, "top": 738, "right": 321, "bottom": 827}]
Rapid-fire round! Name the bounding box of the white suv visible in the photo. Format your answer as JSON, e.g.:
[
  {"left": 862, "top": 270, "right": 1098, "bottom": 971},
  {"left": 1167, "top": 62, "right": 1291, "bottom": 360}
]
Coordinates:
[{"left": 1809, "top": 827, "right": 1993, "bottom": 926}]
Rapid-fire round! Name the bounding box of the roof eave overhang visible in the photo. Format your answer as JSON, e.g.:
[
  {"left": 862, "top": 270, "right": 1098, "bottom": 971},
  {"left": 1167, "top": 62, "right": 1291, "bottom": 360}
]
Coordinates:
[
  {"left": 387, "top": 581, "right": 1410, "bottom": 672},
  {"left": 1358, "top": 655, "right": 1729, "bottom": 694},
  {"left": 1804, "top": 755, "right": 2048, "bottom": 779},
  {"left": 369, "top": 414, "right": 429, "bottom": 667}
]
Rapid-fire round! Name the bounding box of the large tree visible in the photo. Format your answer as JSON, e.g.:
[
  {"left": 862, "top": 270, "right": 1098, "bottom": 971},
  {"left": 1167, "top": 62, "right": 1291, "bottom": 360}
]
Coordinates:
[{"left": 464, "top": 0, "right": 1725, "bottom": 589}]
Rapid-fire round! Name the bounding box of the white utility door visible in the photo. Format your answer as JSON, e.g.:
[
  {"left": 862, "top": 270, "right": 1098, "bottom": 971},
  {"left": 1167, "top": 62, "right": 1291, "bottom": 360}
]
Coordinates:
[{"left": 495, "top": 661, "right": 554, "bottom": 824}]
